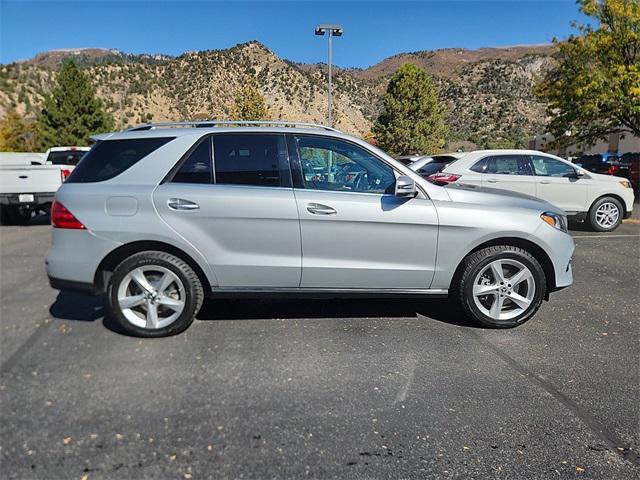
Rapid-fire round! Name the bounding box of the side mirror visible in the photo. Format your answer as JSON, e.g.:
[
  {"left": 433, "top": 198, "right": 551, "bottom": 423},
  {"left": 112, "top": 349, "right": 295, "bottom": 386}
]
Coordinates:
[{"left": 395, "top": 175, "right": 417, "bottom": 197}]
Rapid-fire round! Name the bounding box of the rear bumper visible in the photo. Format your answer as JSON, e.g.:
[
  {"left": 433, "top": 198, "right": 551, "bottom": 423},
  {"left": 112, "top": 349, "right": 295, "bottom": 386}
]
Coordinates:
[
  {"left": 48, "top": 276, "right": 95, "bottom": 294},
  {"left": 45, "top": 228, "right": 121, "bottom": 287},
  {"left": 0, "top": 193, "right": 55, "bottom": 206}
]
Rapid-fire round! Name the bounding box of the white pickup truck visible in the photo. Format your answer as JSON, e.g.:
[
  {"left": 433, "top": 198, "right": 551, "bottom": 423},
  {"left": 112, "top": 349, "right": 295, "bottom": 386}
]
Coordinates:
[{"left": 0, "top": 147, "right": 89, "bottom": 225}]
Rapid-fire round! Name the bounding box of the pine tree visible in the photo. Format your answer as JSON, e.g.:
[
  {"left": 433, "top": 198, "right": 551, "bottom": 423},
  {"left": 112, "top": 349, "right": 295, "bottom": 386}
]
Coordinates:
[
  {"left": 38, "top": 60, "right": 114, "bottom": 149},
  {"left": 373, "top": 63, "right": 448, "bottom": 156},
  {"left": 231, "top": 84, "right": 268, "bottom": 121},
  {"left": 0, "top": 109, "right": 40, "bottom": 152}
]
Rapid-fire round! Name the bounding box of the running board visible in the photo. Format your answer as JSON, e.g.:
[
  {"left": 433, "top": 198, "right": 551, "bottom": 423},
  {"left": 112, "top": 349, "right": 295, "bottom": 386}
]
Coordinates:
[{"left": 209, "top": 287, "right": 448, "bottom": 299}]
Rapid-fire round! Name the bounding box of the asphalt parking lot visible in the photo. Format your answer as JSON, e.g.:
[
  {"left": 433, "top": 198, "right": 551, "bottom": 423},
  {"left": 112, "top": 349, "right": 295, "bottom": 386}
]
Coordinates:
[{"left": 1, "top": 215, "right": 639, "bottom": 479}]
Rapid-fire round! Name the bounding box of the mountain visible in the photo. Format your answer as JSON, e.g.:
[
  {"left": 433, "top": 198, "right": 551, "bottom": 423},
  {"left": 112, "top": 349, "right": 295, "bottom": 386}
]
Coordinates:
[{"left": 0, "top": 41, "right": 556, "bottom": 150}]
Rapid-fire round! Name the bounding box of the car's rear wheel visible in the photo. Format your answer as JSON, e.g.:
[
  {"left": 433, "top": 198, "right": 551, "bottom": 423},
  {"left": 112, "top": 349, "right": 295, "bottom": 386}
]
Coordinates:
[
  {"left": 107, "top": 251, "right": 204, "bottom": 337},
  {"left": 588, "top": 196, "right": 623, "bottom": 232},
  {"left": 456, "top": 246, "right": 546, "bottom": 328}
]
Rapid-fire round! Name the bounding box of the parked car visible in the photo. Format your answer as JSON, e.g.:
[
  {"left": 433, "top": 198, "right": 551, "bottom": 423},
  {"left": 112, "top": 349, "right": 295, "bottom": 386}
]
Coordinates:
[
  {"left": 395, "top": 155, "right": 422, "bottom": 166},
  {"left": 429, "top": 149, "right": 634, "bottom": 232},
  {"left": 0, "top": 160, "right": 72, "bottom": 225},
  {"left": 47, "top": 122, "right": 575, "bottom": 337},
  {"left": 618, "top": 153, "right": 640, "bottom": 191},
  {"left": 44, "top": 146, "right": 90, "bottom": 166},
  {"left": 409, "top": 153, "right": 466, "bottom": 178}
]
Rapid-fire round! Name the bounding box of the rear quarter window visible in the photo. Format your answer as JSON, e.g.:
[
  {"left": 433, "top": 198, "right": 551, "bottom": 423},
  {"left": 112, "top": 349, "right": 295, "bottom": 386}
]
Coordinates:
[{"left": 66, "top": 137, "right": 175, "bottom": 183}]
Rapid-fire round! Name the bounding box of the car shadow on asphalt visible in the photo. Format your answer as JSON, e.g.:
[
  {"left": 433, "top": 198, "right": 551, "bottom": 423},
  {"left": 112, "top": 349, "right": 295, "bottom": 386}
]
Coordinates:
[
  {"left": 49, "top": 291, "right": 479, "bottom": 333},
  {"left": 198, "top": 297, "right": 480, "bottom": 328}
]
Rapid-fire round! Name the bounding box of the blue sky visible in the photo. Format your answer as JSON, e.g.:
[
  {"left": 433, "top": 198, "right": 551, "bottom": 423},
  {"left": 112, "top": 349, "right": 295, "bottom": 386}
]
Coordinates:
[{"left": 0, "top": 1, "right": 589, "bottom": 67}]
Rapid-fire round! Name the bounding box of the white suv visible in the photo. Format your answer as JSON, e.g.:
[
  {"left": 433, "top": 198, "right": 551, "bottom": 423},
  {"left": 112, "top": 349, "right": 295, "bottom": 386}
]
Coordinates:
[{"left": 430, "top": 150, "right": 635, "bottom": 232}]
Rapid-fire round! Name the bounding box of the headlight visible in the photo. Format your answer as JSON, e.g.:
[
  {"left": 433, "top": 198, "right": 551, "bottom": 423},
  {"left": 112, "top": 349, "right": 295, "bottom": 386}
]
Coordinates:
[
  {"left": 541, "top": 212, "right": 568, "bottom": 233},
  {"left": 619, "top": 180, "right": 632, "bottom": 189}
]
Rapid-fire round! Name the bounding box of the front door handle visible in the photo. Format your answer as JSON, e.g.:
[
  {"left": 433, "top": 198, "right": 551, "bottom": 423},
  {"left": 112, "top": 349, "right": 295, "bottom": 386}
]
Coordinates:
[
  {"left": 307, "top": 203, "right": 337, "bottom": 215},
  {"left": 486, "top": 178, "right": 499, "bottom": 183},
  {"left": 540, "top": 180, "right": 551, "bottom": 184},
  {"left": 168, "top": 198, "right": 200, "bottom": 211}
]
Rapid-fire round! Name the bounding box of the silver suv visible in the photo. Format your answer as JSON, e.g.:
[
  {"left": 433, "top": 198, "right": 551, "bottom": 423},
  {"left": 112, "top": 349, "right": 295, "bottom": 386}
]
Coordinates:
[{"left": 46, "top": 121, "right": 574, "bottom": 337}]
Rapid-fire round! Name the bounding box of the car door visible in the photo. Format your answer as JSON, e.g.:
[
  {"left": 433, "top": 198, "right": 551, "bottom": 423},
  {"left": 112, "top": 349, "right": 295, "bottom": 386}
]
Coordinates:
[
  {"left": 289, "top": 134, "right": 438, "bottom": 290},
  {"left": 153, "top": 133, "right": 301, "bottom": 288},
  {"left": 530, "top": 155, "right": 587, "bottom": 213},
  {"left": 480, "top": 155, "right": 537, "bottom": 196}
]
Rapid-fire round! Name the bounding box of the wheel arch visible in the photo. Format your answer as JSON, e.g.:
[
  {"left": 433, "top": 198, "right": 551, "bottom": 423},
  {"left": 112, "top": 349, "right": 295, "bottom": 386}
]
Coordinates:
[
  {"left": 450, "top": 237, "right": 556, "bottom": 297},
  {"left": 588, "top": 192, "right": 626, "bottom": 213},
  {"left": 94, "top": 240, "right": 213, "bottom": 296}
]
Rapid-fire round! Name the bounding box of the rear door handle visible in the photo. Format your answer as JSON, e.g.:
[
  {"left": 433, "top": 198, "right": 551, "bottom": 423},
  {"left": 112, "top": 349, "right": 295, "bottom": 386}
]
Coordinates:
[
  {"left": 307, "top": 203, "right": 336, "bottom": 215},
  {"left": 167, "top": 198, "right": 200, "bottom": 211},
  {"left": 540, "top": 180, "right": 551, "bottom": 184},
  {"left": 486, "top": 178, "right": 498, "bottom": 183}
]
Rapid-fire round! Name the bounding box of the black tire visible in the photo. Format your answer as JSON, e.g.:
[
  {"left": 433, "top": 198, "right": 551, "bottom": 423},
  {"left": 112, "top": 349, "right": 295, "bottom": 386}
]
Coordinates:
[
  {"left": 454, "top": 246, "right": 547, "bottom": 328},
  {"left": 588, "top": 196, "right": 624, "bottom": 232},
  {"left": 107, "top": 251, "right": 204, "bottom": 337},
  {"left": 0, "top": 205, "right": 32, "bottom": 225}
]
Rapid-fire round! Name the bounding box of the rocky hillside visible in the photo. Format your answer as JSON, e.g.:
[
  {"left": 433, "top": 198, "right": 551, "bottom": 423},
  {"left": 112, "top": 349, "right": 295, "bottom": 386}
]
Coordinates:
[{"left": 0, "top": 41, "right": 556, "bottom": 149}]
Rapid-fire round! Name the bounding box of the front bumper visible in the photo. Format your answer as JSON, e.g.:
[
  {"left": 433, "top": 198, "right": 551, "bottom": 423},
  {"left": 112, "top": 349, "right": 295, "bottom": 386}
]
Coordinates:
[{"left": 530, "top": 222, "right": 575, "bottom": 290}]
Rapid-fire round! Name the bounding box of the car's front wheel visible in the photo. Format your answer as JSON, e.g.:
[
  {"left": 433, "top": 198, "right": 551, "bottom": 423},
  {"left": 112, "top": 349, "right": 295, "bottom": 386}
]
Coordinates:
[
  {"left": 588, "top": 196, "right": 623, "bottom": 232},
  {"left": 107, "top": 251, "right": 204, "bottom": 337},
  {"left": 456, "top": 246, "right": 546, "bottom": 328}
]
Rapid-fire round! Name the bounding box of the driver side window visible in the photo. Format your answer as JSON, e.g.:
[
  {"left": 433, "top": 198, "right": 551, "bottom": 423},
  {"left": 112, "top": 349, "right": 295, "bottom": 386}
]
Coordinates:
[{"left": 294, "top": 136, "right": 395, "bottom": 194}]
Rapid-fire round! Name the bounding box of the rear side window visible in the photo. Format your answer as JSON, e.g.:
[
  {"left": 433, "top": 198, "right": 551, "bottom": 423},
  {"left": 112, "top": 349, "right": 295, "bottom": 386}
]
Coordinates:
[
  {"left": 485, "top": 155, "right": 532, "bottom": 175},
  {"left": 172, "top": 138, "right": 213, "bottom": 184},
  {"left": 470, "top": 157, "right": 488, "bottom": 173},
  {"left": 66, "top": 137, "right": 174, "bottom": 183},
  {"left": 213, "top": 134, "right": 289, "bottom": 187}
]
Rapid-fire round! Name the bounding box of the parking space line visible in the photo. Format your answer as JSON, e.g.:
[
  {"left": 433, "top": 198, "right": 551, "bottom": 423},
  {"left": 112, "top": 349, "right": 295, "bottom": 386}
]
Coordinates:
[
  {"left": 0, "top": 318, "right": 53, "bottom": 376},
  {"left": 464, "top": 329, "right": 639, "bottom": 465},
  {"left": 572, "top": 234, "right": 640, "bottom": 239}
]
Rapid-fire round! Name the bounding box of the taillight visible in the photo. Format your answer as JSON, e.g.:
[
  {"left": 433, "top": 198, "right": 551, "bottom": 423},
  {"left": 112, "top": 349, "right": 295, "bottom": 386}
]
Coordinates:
[
  {"left": 607, "top": 165, "right": 619, "bottom": 175},
  {"left": 51, "top": 201, "right": 85, "bottom": 229},
  {"left": 60, "top": 169, "right": 72, "bottom": 182},
  {"left": 427, "top": 172, "right": 461, "bottom": 185}
]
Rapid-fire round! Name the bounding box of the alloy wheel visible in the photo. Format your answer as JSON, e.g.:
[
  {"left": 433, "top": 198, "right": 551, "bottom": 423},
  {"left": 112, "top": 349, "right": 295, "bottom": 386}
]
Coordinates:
[
  {"left": 472, "top": 259, "right": 536, "bottom": 321},
  {"left": 595, "top": 201, "right": 620, "bottom": 229},
  {"left": 116, "top": 266, "right": 186, "bottom": 329}
]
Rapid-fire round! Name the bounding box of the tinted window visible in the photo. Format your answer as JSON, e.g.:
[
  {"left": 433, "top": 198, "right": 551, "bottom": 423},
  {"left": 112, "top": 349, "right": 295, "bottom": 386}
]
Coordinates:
[
  {"left": 417, "top": 159, "right": 454, "bottom": 176},
  {"left": 213, "top": 134, "right": 288, "bottom": 187},
  {"left": 47, "top": 151, "right": 87, "bottom": 166},
  {"left": 470, "top": 157, "right": 488, "bottom": 173},
  {"left": 172, "top": 139, "right": 212, "bottom": 184},
  {"left": 531, "top": 156, "right": 577, "bottom": 177},
  {"left": 66, "top": 137, "right": 174, "bottom": 183},
  {"left": 295, "top": 136, "right": 395, "bottom": 194},
  {"left": 486, "top": 155, "right": 532, "bottom": 175}
]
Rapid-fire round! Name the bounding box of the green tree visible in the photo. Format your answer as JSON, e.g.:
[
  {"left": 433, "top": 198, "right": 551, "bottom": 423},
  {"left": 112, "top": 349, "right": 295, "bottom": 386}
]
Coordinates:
[
  {"left": 0, "top": 109, "right": 41, "bottom": 152},
  {"left": 536, "top": 0, "right": 640, "bottom": 146},
  {"left": 38, "top": 60, "right": 114, "bottom": 148},
  {"left": 231, "top": 84, "right": 268, "bottom": 120},
  {"left": 373, "top": 63, "right": 448, "bottom": 156}
]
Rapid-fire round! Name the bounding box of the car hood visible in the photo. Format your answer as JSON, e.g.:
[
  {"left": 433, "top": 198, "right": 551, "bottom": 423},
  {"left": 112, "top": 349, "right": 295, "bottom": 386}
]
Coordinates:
[
  {"left": 443, "top": 183, "right": 564, "bottom": 215},
  {"left": 586, "top": 171, "right": 627, "bottom": 183}
]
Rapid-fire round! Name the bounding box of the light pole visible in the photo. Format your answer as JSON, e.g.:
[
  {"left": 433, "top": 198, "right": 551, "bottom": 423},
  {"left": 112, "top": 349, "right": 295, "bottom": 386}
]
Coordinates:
[{"left": 315, "top": 24, "right": 343, "bottom": 127}]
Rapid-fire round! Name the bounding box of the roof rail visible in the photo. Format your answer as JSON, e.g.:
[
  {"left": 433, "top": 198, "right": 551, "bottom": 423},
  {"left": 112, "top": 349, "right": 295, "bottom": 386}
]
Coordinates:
[{"left": 127, "top": 120, "right": 341, "bottom": 133}]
